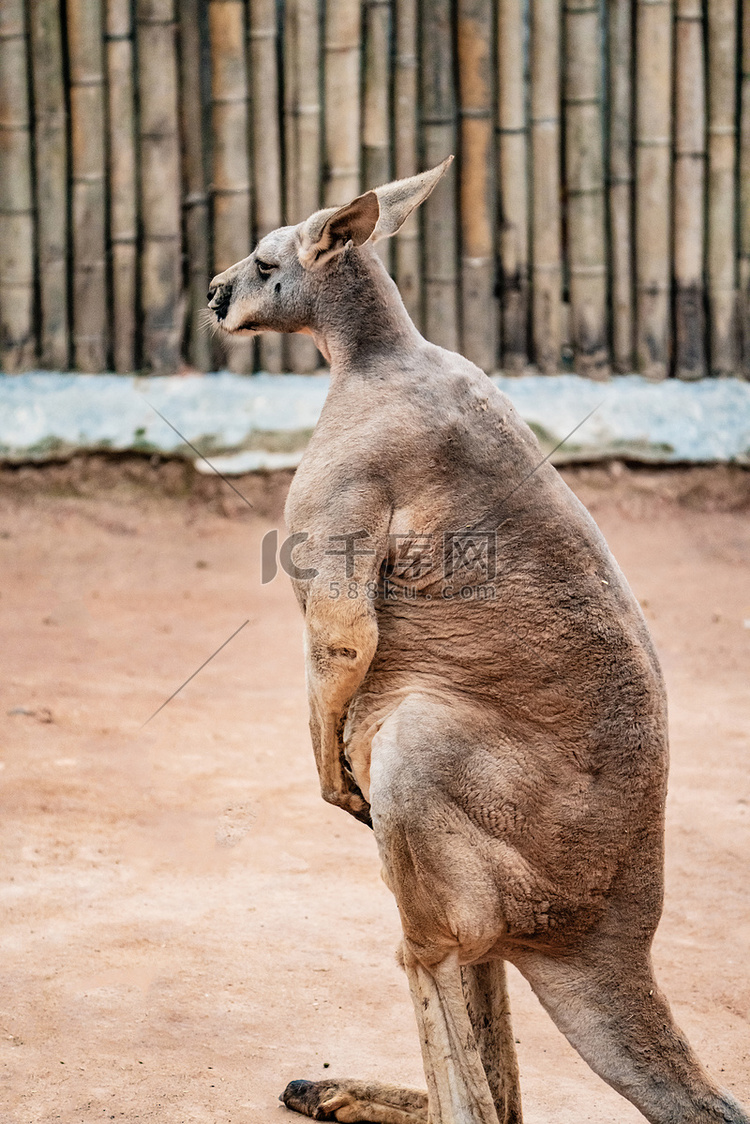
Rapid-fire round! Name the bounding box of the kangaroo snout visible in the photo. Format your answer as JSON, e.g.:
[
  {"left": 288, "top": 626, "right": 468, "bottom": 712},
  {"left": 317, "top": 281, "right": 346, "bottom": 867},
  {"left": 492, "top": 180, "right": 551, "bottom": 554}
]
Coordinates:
[{"left": 207, "top": 278, "right": 233, "bottom": 321}]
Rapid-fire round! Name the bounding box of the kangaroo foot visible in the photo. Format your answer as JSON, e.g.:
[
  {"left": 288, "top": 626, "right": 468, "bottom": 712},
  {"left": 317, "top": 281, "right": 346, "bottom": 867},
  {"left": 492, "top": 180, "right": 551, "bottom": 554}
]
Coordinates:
[{"left": 281, "top": 1078, "right": 428, "bottom": 1123}]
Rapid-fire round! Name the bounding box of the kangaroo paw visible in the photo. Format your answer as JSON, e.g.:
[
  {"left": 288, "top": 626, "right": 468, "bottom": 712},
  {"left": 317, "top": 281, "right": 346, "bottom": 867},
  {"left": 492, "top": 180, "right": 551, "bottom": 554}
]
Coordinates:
[{"left": 281, "top": 1078, "right": 428, "bottom": 1123}]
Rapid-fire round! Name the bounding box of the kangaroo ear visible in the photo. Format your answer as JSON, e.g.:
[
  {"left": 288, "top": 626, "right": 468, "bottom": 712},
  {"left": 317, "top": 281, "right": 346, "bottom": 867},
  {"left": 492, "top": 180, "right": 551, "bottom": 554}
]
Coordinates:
[
  {"left": 370, "top": 156, "right": 454, "bottom": 243},
  {"left": 298, "top": 191, "right": 380, "bottom": 270}
]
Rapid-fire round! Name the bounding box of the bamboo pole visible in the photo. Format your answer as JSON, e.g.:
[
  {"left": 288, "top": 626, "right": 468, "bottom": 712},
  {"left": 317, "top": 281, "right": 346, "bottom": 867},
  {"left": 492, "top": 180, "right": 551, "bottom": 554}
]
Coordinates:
[
  {"left": 673, "top": 0, "right": 706, "bottom": 379},
  {"left": 294, "top": 0, "right": 322, "bottom": 281},
  {"left": 564, "top": 0, "right": 608, "bottom": 379},
  {"left": 635, "top": 0, "right": 673, "bottom": 380},
  {"left": 29, "top": 0, "right": 69, "bottom": 369},
  {"left": 137, "top": 0, "right": 183, "bottom": 371},
  {"left": 363, "top": 0, "right": 392, "bottom": 273},
  {"left": 283, "top": 0, "right": 299, "bottom": 222},
  {"left": 706, "top": 0, "right": 738, "bottom": 376},
  {"left": 607, "top": 0, "right": 634, "bottom": 373},
  {"left": 249, "top": 0, "right": 284, "bottom": 373},
  {"left": 457, "top": 0, "right": 496, "bottom": 371},
  {"left": 283, "top": 0, "right": 323, "bottom": 225},
  {"left": 284, "top": 0, "right": 322, "bottom": 372},
  {"left": 497, "top": 0, "right": 529, "bottom": 371},
  {"left": 67, "top": 0, "right": 109, "bottom": 372},
  {"left": 740, "top": 0, "right": 750, "bottom": 376},
  {"left": 393, "top": 0, "right": 422, "bottom": 328},
  {"left": 421, "top": 0, "right": 459, "bottom": 352},
  {"left": 106, "top": 0, "right": 138, "bottom": 373},
  {"left": 324, "top": 0, "right": 361, "bottom": 206},
  {"left": 362, "top": 0, "right": 390, "bottom": 190},
  {"left": 530, "top": 0, "right": 562, "bottom": 373},
  {"left": 0, "top": 1, "right": 35, "bottom": 372},
  {"left": 209, "top": 0, "right": 254, "bottom": 373},
  {"left": 179, "top": 0, "right": 213, "bottom": 372}
]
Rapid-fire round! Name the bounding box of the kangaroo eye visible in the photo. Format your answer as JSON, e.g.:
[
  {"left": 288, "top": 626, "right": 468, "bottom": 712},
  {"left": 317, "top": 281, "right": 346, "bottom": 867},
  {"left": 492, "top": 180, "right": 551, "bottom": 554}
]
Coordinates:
[{"left": 256, "top": 260, "right": 275, "bottom": 278}]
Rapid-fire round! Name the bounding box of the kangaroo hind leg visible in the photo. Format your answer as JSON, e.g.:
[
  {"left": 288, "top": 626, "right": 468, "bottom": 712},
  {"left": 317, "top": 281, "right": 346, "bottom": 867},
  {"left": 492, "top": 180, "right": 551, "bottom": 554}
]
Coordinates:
[
  {"left": 461, "top": 961, "right": 523, "bottom": 1124},
  {"left": 517, "top": 949, "right": 750, "bottom": 1124},
  {"left": 404, "top": 948, "right": 504, "bottom": 1124}
]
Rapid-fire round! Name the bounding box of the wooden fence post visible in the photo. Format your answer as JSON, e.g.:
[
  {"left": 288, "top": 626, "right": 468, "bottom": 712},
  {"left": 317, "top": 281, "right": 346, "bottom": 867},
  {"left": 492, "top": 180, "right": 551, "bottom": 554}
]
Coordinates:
[
  {"left": 363, "top": 0, "right": 392, "bottom": 273},
  {"left": 740, "top": 0, "right": 750, "bottom": 376},
  {"left": 137, "top": 0, "right": 183, "bottom": 371},
  {"left": 564, "top": 0, "right": 609, "bottom": 378},
  {"left": 393, "top": 0, "right": 422, "bottom": 328},
  {"left": 497, "top": 0, "right": 529, "bottom": 372},
  {"left": 324, "top": 0, "right": 361, "bottom": 206},
  {"left": 421, "top": 0, "right": 459, "bottom": 352},
  {"left": 209, "top": 0, "right": 254, "bottom": 373},
  {"left": 457, "top": 0, "right": 496, "bottom": 372},
  {"left": 179, "top": 0, "right": 213, "bottom": 373},
  {"left": 0, "top": 0, "right": 36, "bottom": 372},
  {"left": 284, "top": 0, "right": 322, "bottom": 372},
  {"left": 673, "top": 0, "right": 706, "bottom": 379},
  {"left": 608, "top": 0, "right": 634, "bottom": 373},
  {"left": 706, "top": 0, "right": 738, "bottom": 376},
  {"left": 106, "top": 0, "right": 138, "bottom": 373},
  {"left": 635, "top": 0, "right": 673, "bottom": 380},
  {"left": 530, "top": 0, "right": 562, "bottom": 373},
  {"left": 249, "top": 0, "right": 284, "bottom": 373},
  {"left": 29, "top": 0, "right": 69, "bottom": 370},
  {"left": 68, "top": 0, "right": 109, "bottom": 372}
]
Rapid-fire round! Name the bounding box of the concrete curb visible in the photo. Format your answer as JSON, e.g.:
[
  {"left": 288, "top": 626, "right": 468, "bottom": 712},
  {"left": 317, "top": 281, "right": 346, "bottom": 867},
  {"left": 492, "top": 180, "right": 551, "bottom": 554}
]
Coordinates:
[{"left": 1, "top": 371, "right": 749, "bottom": 471}]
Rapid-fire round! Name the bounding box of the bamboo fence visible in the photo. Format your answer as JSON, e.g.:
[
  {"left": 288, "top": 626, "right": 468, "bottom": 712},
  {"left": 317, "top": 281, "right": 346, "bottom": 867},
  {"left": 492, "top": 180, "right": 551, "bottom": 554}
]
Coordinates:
[
  {"left": 531, "top": 0, "right": 563, "bottom": 373},
  {"left": 607, "top": 0, "right": 634, "bottom": 373},
  {"left": 706, "top": 0, "right": 738, "bottom": 376},
  {"left": 564, "top": 0, "right": 608, "bottom": 379},
  {"left": 179, "top": 0, "right": 213, "bottom": 373},
  {"left": 497, "top": 0, "right": 529, "bottom": 371},
  {"left": 68, "top": 0, "right": 108, "bottom": 372},
  {"left": 324, "top": 0, "right": 361, "bottom": 207},
  {"left": 283, "top": 0, "right": 321, "bottom": 372},
  {"left": 0, "top": 0, "right": 36, "bottom": 372},
  {"left": 137, "top": 0, "right": 182, "bottom": 372},
  {"left": 107, "top": 0, "right": 138, "bottom": 373},
  {"left": 30, "top": 0, "right": 68, "bottom": 369},
  {"left": 249, "top": 0, "right": 284, "bottom": 373},
  {"left": 393, "top": 0, "right": 421, "bottom": 328},
  {"left": 673, "top": 0, "right": 706, "bottom": 379},
  {"left": 209, "top": 0, "right": 254, "bottom": 372},
  {"left": 363, "top": 0, "right": 392, "bottom": 274},
  {"left": 457, "top": 0, "right": 496, "bottom": 372},
  {"left": 635, "top": 0, "right": 673, "bottom": 381},
  {"left": 741, "top": 0, "right": 750, "bottom": 376},
  {"left": 1, "top": 0, "right": 748, "bottom": 379},
  {"left": 421, "top": 0, "right": 459, "bottom": 352}
]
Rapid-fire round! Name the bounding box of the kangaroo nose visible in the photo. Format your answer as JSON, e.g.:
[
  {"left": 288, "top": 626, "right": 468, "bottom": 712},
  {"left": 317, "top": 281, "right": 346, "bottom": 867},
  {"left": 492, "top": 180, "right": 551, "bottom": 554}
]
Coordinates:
[{"left": 208, "top": 280, "right": 232, "bottom": 321}]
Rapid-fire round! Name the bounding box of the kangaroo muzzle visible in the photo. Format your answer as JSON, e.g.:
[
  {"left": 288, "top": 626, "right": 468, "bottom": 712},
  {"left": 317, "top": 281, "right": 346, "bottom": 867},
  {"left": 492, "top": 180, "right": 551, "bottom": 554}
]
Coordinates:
[{"left": 207, "top": 281, "right": 232, "bottom": 322}]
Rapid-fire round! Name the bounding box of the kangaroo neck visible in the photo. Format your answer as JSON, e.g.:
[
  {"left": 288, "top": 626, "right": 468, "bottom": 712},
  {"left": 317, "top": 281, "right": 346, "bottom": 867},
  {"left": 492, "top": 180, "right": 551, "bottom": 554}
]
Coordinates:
[{"left": 310, "top": 247, "right": 422, "bottom": 372}]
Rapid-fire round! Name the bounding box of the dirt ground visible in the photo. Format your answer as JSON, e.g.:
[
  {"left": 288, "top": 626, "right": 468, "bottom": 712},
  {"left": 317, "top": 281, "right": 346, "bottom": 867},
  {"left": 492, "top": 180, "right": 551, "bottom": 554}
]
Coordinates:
[{"left": 1, "top": 458, "right": 749, "bottom": 1124}]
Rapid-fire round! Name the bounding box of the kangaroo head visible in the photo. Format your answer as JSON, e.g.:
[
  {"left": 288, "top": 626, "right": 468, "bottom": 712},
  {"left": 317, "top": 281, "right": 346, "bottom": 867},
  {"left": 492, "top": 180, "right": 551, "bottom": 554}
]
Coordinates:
[{"left": 207, "top": 157, "right": 453, "bottom": 339}]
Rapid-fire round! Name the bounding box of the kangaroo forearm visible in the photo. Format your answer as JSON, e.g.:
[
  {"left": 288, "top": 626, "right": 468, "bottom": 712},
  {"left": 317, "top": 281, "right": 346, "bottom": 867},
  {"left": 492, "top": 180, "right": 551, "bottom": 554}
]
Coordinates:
[{"left": 305, "top": 605, "right": 378, "bottom": 811}]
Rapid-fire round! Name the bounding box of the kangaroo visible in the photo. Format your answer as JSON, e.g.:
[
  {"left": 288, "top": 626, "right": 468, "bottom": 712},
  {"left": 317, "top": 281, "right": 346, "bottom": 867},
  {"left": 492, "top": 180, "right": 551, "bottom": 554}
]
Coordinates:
[{"left": 208, "top": 158, "right": 749, "bottom": 1124}]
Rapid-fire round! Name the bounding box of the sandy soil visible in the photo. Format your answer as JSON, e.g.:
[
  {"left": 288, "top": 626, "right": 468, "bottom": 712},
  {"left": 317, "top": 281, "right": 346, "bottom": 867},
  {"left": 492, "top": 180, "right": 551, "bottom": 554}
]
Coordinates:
[{"left": 1, "top": 459, "right": 748, "bottom": 1124}]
